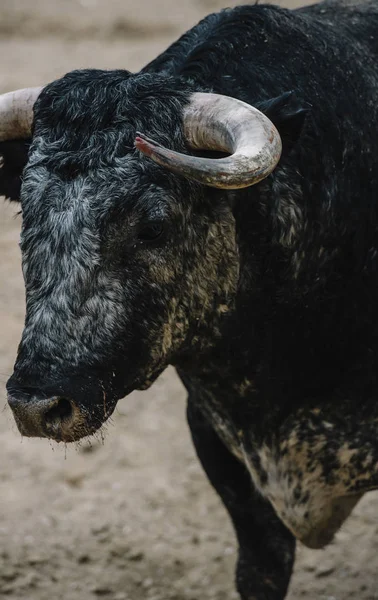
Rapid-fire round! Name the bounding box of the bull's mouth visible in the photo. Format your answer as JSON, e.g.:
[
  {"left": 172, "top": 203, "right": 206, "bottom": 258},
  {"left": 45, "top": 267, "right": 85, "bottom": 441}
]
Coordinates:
[
  {"left": 7, "top": 366, "right": 162, "bottom": 443},
  {"left": 8, "top": 391, "right": 117, "bottom": 443}
]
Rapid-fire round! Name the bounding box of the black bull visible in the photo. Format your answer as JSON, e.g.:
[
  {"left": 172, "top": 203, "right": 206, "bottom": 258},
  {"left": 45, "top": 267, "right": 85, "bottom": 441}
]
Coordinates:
[{"left": 2, "top": 1, "right": 378, "bottom": 598}]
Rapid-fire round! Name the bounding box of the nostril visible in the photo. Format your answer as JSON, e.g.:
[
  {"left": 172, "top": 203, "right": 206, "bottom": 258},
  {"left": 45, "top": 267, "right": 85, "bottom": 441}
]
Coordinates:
[{"left": 44, "top": 397, "right": 73, "bottom": 425}]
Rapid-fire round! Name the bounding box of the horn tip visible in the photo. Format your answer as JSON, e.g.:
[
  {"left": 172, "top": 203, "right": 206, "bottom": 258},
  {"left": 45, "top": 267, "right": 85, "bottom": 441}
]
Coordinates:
[
  {"left": 135, "top": 133, "right": 165, "bottom": 157},
  {"left": 135, "top": 135, "right": 153, "bottom": 157}
]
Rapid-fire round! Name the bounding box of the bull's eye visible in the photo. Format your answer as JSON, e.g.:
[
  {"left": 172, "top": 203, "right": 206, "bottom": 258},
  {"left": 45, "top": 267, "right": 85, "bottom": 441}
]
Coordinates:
[{"left": 137, "top": 222, "right": 165, "bottom": 243}]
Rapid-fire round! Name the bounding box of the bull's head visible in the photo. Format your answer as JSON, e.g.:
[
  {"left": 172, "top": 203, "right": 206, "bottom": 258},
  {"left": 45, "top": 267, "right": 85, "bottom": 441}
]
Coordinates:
[{"left": 0, "top": 70, "right": 302, "bottom": 442}]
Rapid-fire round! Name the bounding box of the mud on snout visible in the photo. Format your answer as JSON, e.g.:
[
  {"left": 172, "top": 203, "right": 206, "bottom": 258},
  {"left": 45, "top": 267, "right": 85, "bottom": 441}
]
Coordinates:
[{"left": 6, "top": 373, "right": 118, "bottom": 443}]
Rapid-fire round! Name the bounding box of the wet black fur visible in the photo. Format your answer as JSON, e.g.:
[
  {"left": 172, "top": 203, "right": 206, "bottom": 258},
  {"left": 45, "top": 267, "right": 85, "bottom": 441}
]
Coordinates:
[
  {"left": 0, "top": 140, "right": 30, "bottom": 200},
  {"left": 4, "top": 1, "right": 378, "bottom": 598}
]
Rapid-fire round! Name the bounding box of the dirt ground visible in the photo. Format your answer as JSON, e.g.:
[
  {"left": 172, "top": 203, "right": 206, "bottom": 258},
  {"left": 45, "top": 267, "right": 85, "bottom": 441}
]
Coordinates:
[{"left": 1, "top": 1, "right": 378, "bottom": 599}]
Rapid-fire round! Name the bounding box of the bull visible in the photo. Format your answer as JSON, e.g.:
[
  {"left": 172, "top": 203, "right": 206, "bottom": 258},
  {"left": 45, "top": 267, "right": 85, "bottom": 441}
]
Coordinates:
[{"left": 2, "top": 1, "right": 378, "bottom": 598}]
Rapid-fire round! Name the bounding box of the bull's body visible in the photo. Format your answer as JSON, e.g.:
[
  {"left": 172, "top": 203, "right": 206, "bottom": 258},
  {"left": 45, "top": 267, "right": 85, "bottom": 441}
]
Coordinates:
[{"left": 2, "top": 1, "right": 378, "bottom": 598}]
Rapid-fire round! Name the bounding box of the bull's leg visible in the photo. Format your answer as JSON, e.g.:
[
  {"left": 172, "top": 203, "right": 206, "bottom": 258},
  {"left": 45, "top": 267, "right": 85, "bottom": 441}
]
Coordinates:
[{"left": 187, "top": 399, "right": 295, "bottom": 600}]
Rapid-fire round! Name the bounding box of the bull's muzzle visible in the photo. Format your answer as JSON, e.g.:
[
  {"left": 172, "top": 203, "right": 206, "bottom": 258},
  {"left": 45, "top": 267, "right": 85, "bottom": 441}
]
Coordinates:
[{"left": 6, "top": 374, "right": 104, "bottom": 442}]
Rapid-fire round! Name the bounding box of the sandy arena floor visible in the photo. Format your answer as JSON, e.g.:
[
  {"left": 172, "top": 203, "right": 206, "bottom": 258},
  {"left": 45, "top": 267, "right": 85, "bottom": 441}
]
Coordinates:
[{"left": 1, "top": 1, "right": 378, "bottom": 599}]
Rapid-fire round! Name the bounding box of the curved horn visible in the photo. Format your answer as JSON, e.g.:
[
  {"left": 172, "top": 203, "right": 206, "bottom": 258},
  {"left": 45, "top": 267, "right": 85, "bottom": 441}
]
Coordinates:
[
  {"left": 135, "top": 92, "right": 282, "bottom": 189},
  {"left": 0, "top": 87, "right": 43, "bottom": 142}
]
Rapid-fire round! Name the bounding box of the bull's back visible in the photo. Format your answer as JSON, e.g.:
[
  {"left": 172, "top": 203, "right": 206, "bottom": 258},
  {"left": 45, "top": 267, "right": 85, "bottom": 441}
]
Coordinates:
[
  {"left": 145, "top": 0, "right": 378, "bottom": 94},
  {"left": 144, "top": 0, "right": 378, "bottom": 255}
]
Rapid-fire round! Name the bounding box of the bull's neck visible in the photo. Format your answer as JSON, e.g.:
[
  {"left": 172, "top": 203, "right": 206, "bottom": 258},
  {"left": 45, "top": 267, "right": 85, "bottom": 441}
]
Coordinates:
[{"left": 173, "top": 200, "right": 267, "bottom": 397}]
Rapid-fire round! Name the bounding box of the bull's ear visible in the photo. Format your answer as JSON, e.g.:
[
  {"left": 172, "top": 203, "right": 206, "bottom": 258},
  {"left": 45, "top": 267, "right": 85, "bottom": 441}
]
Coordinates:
[
  {"left": 256, "top": 91, "right": 309, "bottom": 160},
  {"left": 0, "top": 139, "right": 30, "bottom": 201}
]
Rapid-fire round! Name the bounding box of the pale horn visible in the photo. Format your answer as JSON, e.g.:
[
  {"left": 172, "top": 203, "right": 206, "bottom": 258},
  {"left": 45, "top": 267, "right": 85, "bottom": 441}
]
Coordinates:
[
  {"left": 135, "top": 92, "right": 282, "bottom": 189},
  {"left": 0, "top": 87, "right": 43, "bottom": 142}
]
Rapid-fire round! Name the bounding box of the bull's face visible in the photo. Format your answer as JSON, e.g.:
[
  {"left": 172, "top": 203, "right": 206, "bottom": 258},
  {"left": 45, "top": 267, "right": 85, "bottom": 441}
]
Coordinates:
[{"left": 5, "top": 71, "right": 243, "bottom": 442}]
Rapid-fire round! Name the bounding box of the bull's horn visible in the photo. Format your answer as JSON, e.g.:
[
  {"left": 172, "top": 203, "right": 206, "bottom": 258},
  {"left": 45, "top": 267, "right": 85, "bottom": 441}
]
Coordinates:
[
  {"left": 0, "top": 87, "right": 43, "bottom": 142},
  {"left": 135, "top": 92, "right": 282, "bottom": 189}
]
